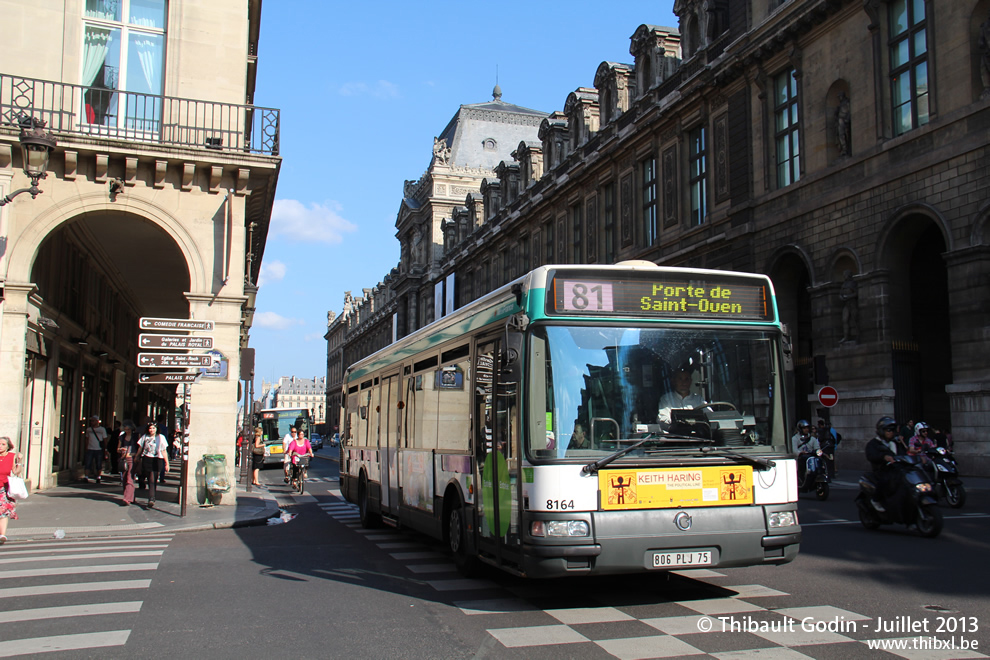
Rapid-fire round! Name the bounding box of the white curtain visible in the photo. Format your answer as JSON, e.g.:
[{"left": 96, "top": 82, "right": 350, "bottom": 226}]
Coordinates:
[
  {"left": 131, "top": 34, "right": 163, "bottom": 94},
  {"left": 82, "top": 27, "right": 111, "bottom": 87}
]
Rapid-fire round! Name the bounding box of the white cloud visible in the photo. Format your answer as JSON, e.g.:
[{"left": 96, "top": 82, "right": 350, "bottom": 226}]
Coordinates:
[
  {"left": 269, "top": 199, "right": 357, "bottom": 244},
  {"left": 254, "top": 311, "right": 304, "bottom": 330},
  {"left": 338, "top": 80, "right": 400, "bottom": 99},
  {"left": 257, "top": 260, "right": 287, "bottom": 287}
]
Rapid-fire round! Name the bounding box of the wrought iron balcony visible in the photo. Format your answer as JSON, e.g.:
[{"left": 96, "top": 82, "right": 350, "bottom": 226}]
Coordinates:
[{"left": 0, "top": 73, "right": 279, "bottom": 156}]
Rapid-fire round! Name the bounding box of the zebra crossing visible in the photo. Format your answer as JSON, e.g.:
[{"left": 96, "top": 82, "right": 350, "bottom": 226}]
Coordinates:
[
  {"left": 0, "top": 534, "right": 173, "bottom": 657},
  {"left": 308, "top": 491, "right": 989, "bottom": 660}
]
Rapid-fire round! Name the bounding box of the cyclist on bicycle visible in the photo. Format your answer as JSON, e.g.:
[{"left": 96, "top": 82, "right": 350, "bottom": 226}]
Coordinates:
[{"left": 286, "top": 430, "right": 313, "bottom": 486}]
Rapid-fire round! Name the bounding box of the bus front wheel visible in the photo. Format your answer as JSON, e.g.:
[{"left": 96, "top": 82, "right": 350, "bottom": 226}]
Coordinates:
[{"left": 446, "top": 500, "right": 479, "bottom": 576}]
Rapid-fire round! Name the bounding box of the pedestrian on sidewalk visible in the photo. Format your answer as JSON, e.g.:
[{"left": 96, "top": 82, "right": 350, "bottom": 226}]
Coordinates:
[
  {"left": 251, "top": 427, "right": 265, "bottom": 486},
  {"left": 0, "top": 436, "right": 23, "bottom": 545},
  {"left": 138, "top": 422, "right": 169, "bottom": 508},
  {"left": 83, "top": 415, "right": 107, "bottom": 484},
  {"left": 117, "top": 420, "right": 139, "bottom": 506}
]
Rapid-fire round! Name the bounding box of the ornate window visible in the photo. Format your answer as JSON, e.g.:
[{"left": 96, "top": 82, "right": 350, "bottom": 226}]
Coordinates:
[
  {"left": 688, "top": 127, "right": 707, "bottom": 225},
  {"left": 642, "top": 156, "right": 658, "bottom": 244},
  {"left": 889, "top": 0, "right": 929, "bottom": 136},
  {"left": 603, "top": 183, "right": 616, "bottom": 264},
  {"left": 544, "top": 219, "right": 554, "bottom": 263},
  {"left": 774, "top": 69, "right": 801, "bottom": 188},
  {"left": 571, "top": 204, "right": 583, "bottom": 263},
  {"left": 82, "top": 0, "right": 167, "bottom": 132}
]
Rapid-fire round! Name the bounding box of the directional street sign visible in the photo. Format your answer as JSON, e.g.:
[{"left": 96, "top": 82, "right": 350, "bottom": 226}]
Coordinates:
[
  {"left": 137, "top": 353, "right": 213, "bottom": 368},
  {"left": 139, "top": 334, "right": 214, "bottom": 350},
  {"left": 139, "top": 373, "right": 203, "bottom": 384},
  {"left": 138, "top": 317, "right": 214, "bottom": 332}
]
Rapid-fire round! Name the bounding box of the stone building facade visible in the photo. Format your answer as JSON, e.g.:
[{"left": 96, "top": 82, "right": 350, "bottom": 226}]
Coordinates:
[
  {"left": 0, "top": 0, "right": 280, "bottom": 502},
  {"left": 329, "top": 0, "right": 990, "bottom": 474},
  {"left": 272, "top": 375, "right": 327, "bottom": 427}
]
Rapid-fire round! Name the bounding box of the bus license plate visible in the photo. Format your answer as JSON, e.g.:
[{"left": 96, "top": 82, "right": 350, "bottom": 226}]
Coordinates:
[{"left": 651, "top": 550, "right": 712, "bottom": 568}]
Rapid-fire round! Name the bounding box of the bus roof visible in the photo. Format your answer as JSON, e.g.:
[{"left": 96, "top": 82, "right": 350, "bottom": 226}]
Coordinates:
[{"left": 344, "top": 263, "right": 779, "bottom": 384}]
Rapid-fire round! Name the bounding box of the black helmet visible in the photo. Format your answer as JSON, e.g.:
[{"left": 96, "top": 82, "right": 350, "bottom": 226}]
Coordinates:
[
  {"left": 876, "top": 416, "right": 897, "bottom": 433},
  {"left": 796, "top": 419, "right": 811, "bottom": 432}
]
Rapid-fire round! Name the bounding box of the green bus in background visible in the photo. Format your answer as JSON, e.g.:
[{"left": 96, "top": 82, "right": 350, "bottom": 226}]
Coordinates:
[{"left": 258, "top": 408, "right": 311, "bottom": 466}]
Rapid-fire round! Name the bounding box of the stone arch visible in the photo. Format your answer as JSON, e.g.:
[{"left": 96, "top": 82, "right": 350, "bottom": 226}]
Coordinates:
[
  {"left": 764, "top": 243, "right": 817, "bottom": 288},
  {"left": 826, "top": 247, "right": 862, "bottom": 282},
  {"left": 875, "top": 202, "right": 953, "bottom": 427},
  {"left": 6, "top": 192, "right": 206, "bottom": 293},
  {"left": 875, "top": 201, "right": 952, "bottom": 270},
  {"left": 765, "top": 244, "right": 817, "bottom": 424}
]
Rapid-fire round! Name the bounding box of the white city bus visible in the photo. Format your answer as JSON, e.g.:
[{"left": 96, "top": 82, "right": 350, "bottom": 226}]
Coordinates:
[{"left": 339, "top": 263, "right": 800, "bottom": 578}]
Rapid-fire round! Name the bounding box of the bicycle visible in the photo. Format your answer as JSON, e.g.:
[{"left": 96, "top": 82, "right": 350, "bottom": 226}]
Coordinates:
[{"left": 289, "top": 456, "right": 309, "bottom": 494}]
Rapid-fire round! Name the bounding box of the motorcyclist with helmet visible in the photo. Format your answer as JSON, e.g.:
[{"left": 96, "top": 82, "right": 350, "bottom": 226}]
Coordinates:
[
  {"left": 791, "top": 420, "right": 821, "bottom": 487},
  {"left": 865, "top": 416, "right": 899, "bottom": 512},
  {"left": 907, "top": 422, "right": 936, "bottom": 462}
]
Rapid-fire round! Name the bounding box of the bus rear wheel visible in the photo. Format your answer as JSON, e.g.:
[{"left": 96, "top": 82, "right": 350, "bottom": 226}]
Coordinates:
[
  {"left": 446, "top": 500, "right": 479, "bottom": 577},
  {"left": 358, "top": 475, "right": 380, "bottom": 528}
]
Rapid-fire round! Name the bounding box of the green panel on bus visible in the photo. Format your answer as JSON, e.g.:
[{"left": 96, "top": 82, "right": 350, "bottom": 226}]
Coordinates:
[{"left": 546, "top": 270, "right": 774, "bottom": 322}]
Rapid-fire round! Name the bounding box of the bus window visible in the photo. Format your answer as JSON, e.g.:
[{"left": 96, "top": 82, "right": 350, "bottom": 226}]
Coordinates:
[{"left": 436, "top": 359, "right": 470, "bottom": 452}]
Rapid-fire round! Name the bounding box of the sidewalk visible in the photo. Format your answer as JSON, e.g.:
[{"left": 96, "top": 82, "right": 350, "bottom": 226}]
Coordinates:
[{"left": 4, "top": 463, "right": 281, "bottom": 542}]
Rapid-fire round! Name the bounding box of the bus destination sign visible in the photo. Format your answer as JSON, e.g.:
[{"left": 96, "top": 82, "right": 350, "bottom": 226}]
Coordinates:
[{"left": 550, "top": 273, "right": 772, "bottom": 321}]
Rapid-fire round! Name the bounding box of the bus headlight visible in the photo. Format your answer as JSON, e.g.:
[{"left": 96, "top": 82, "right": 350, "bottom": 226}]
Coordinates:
[
  {"left": 768, "top": 511, "right": 797, "bottom": 528},
  {"left": 531, "top": 520, "right": 590, "bottom": 537}
]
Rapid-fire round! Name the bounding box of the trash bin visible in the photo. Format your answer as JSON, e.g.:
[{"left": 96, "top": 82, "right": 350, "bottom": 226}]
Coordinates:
[{"left": 203, "top": 454, "right": 231, "bottom": 494}]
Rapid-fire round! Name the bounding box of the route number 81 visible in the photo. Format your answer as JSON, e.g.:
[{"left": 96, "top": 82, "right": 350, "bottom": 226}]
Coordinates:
[{"left": 562, "top": 281, "right": 613, "bottom": 312}]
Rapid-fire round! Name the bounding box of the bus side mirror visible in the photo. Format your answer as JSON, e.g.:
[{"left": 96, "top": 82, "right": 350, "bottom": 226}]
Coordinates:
[{"left": 502, "top": 313, "right": 528, "bottom": 382}]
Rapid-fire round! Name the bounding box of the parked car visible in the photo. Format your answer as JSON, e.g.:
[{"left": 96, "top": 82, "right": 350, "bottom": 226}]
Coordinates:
[
  {"left": 310, "top": 433, "right": 323, "bottom": 451},
  {"left": 330, "top": 433, "right": 340, "bottom": 448}
]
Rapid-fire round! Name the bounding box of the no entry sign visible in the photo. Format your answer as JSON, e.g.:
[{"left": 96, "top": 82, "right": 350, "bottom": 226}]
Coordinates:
[{"left": 818, "top": 386, "right": 839, "bottom": 408}]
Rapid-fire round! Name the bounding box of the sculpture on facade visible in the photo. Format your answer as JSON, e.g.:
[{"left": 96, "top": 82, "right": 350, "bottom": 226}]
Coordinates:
[
  {"left": 839, "top": 270, "right": 859, "bottom": 344},
  {"left": 433, "top": 137, "right": 451, "bottom": 165},
  {"left": 835, "top": 92, "right": 851, "bottom": 157},
  {"left": 980, "top": 10, "right": 990, "bottom": 100}
]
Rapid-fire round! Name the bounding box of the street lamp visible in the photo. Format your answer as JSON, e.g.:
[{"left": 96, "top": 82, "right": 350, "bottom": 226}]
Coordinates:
[{"left": 0, "top": 114, "right": 57, "bottom": 206}]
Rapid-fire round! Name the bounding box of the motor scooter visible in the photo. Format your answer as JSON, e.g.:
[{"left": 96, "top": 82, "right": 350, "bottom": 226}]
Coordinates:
[
  {"left": 797, "top": 449, "right": 830, "bottom": 500},
  {"left": 855, "top": 455, "right": 943, "bottom": 538},
  {"left": 924, "top": 446, "right": 965, "bottom": 508}
]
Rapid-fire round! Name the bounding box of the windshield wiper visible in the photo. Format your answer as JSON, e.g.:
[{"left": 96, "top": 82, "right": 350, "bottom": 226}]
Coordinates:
[
  {"left": 582, "top": 435, "right": 658, "bottom": 475},
  {"left": 699, "top": 446, "right": 776, "bottom": 470},
  {"left": 582, "top": 432, "right": 714, "bottom": 474}
]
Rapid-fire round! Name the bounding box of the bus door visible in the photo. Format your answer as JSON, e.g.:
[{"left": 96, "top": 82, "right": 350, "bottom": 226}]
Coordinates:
[
  {"left": 474, "top": 337, "right": 522, "bottom": 566},
  {"left": 380, "top": 372, "right": 401, "bottom": 514}
]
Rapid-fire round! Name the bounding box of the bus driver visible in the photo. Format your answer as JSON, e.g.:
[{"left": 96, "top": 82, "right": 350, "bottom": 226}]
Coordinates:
[{"left": 658, "top": 369, "right": 706, "bottom": 425}]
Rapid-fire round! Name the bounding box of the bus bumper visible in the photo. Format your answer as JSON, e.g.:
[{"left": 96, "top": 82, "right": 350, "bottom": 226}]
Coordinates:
[{"left": 518, "top": 505, "right": 800, "bottom": 578}]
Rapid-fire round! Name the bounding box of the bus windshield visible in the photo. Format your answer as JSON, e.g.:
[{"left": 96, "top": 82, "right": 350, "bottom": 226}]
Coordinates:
[
  {"left": 529, "top": 325, "right": 785, "bottom": 461},
  {"left": 259, "top": 409, "right": 311, "bottom": 445}
]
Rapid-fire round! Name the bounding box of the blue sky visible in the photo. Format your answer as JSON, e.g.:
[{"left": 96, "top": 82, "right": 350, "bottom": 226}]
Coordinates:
[{"left": 248, "top": 1, "right": 678, "bottom": 397}]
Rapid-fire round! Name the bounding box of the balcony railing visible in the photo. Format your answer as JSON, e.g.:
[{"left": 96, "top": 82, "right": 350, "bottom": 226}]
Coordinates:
[{"left": 0, "top": 73, "right": 279, "bottom": 156}]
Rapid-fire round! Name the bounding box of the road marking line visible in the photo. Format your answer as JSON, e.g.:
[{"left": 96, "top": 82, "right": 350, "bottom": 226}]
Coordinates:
[
  {"left": 0, "top": 601, "right": 142, "bottom": 623},
  {"left": 0, "top": 630, "right": 130, "bottom": 657},
  {"left": 0, "top": 550, "right": 163, "bottom": 565},
  {"left": 0, "top": 580, "right": 152, "bottom": 599},
  {"left": 0, "top": 563, "right": 159, "bottom": 580}
]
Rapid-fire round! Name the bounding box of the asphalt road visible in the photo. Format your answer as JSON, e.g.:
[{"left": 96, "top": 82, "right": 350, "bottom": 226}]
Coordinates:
[{"left": 2, "top": 454, "right": 988, "bottom": 659}]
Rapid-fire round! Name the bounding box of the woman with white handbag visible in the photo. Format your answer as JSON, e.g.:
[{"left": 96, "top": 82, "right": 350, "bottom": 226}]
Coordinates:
[
  {"left": 0, "top": 436, "right": 24, "bottom": 545},
  {"left": 138, "top": 422, "right": 169, "bottom": 508}
]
